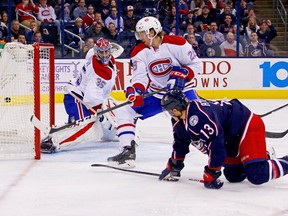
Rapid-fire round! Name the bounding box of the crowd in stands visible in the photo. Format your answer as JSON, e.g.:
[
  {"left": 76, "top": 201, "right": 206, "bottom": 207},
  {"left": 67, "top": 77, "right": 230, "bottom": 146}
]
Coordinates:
[{"left": 0, "top": 0, "right": 278, "bottom": 58}]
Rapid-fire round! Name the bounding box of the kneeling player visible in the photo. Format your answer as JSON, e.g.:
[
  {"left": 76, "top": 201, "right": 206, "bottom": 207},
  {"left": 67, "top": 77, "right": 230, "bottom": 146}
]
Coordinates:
[{"left": 159, "top": 90, "right": 288, "bottom": 189}]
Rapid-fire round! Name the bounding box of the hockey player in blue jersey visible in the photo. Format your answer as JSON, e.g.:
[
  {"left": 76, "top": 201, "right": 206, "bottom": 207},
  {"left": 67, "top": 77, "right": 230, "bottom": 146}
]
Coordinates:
[{"left": 159, "top": 89, "right": 288, "bottom": 189}]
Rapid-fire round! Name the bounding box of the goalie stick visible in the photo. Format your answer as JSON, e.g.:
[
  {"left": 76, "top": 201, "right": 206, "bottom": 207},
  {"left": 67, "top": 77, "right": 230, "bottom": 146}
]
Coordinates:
[
  {"left": 91, "top": 163, "right": 204, "bottom": 183},
  {"left": 31, "top": 88, "right": 166, "bottom": 135}
]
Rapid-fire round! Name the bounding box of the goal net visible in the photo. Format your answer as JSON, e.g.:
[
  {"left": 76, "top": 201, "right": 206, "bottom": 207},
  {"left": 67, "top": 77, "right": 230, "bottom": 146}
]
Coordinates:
[{"left": 0, "top": 42, "right": 55, "bottom": 160}]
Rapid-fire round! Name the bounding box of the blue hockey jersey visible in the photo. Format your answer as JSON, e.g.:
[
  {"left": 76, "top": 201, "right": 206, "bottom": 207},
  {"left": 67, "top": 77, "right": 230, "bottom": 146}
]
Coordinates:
[{"left": 171, "top": 98, "right": 252, "bottom": 169}]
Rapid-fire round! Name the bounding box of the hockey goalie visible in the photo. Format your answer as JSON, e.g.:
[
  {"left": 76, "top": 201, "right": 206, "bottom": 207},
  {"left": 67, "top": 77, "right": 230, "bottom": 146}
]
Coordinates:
[{"left": 41, "top": 38, "right": 120, "bottom": 153}]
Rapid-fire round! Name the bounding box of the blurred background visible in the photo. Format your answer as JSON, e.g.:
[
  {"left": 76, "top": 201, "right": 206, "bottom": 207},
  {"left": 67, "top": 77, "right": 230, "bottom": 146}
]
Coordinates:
[{"left": 0, "top": 0, "right": 287, "bottom": 58}]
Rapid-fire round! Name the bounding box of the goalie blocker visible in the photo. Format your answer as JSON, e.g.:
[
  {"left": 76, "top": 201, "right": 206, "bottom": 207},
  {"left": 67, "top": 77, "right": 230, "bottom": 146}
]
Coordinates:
[{"left": 41, "top": 97, "right": 119, "bottom": 153}]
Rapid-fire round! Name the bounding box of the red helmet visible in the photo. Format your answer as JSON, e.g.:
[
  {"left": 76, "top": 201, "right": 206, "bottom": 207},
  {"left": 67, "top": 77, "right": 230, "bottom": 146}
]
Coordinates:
[{"left": 94, "top": 38, "right": 111, "bottom": 64}]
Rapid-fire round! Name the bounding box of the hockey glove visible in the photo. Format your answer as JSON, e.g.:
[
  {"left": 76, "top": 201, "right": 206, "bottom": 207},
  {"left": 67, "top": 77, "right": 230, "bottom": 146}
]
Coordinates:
[
  {"left": 203, "top": 165, "right": 224, "bottom": 189},
  {"left": 167, "top": 66, "right": 189, "bottom": 91},
  {"left": 125, "top": 86, "right": 144, "bottom": 108},
  {"left": 159, "top": 158, "right": 184, "bottom": 181}
]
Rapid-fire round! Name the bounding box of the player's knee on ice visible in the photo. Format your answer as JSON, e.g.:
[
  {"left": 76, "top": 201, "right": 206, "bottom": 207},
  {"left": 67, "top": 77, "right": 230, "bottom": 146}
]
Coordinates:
[
  {"left": 223, "top": 165, "right": 246, "bottom": 183},
  {"left": 244, "top": 161, "right": 270, "bottom": 185}
]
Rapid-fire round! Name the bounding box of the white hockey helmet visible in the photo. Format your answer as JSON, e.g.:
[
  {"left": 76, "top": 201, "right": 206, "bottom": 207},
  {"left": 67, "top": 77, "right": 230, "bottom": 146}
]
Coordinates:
[{"left": 135, "top": 16, "right": 162, "bottom": 40}]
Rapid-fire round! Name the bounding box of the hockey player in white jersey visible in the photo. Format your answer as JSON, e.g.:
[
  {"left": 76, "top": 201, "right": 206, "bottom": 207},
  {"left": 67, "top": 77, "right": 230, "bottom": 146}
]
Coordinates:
[
  {"left": 107, "top": 16, "right": 202, "bottom": 167},
  {"left": 41, "top": 38, "right": 119, "bottom": 153}
]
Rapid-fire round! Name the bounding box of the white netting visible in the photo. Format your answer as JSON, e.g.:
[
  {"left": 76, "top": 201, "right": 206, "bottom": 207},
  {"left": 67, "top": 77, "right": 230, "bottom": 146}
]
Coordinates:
[{"left": 0, "top": 42, "right": 53, "bottom": 159}]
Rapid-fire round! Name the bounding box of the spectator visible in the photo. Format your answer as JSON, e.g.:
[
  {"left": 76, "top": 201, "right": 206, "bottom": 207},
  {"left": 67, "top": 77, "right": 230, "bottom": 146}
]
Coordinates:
[
  {"left": 37, "top": 0, "right": 60, "bottom": 33},
  {"left": 219, "top": 14, "right": 233, "bottom": 36},
  {"left": 94, "top": 12, "right": 105, "bottom": 28},
  {"left": 157, "top": 0, "right": 173, "bottom": 23},
  {"left": 110, "top": 0, "right": 117, "bottom": 8},
  {"left": 186, "top": 32, "right": 201, "bottom": 57},
  {"left": 163, "top": 6, "right": 177, "bottom": 31},
  {"left": 218, "top": 4, "right": 236, "bottom": 25},
  {"left": 257, "top": 20, "right": 277, "bottom": 50},
  {"left": 82, "top": 4, "right": 95, "bottom": 29},
  {"left": 200, "top": 31, "right": 221, "bottom": 57},
  {"left": 70, "top": 17, "right": 85, "bottom": 48},
  {"left": 206, "top": 0, "right": 224, "bottom": 18},
  {"left": 17, "top": 33, "right": 26, "bottom": 44},
  {"left": 16, "top": 0, "right": 40, "bottom": 29},
  {"left": 1, "top": 11, "right": 8, "bottom": 27},
  {"left": 0, "top": 17, "right": 8, "bottom": 40},
  {"left": 33, "top": 31, "right": 44, "bottom": 43},
  {"left": 230, "top": 24, "right": 248, "bottom": 48},
  {"left": 241, "top": 8, "right": 258, "bottom": 29},
  {"left": 82, "top": 37, "right": 94, "bottom": 56},
  {"left": 244, "top": 32, "right": 267, "bottom": 57},
  {"left": 190, "top": 0, "right": 205, "bottom": 11},
  {"left": 244, "top": 15, "right": 260, "bottom": 38},
  {"left": 180, "top": 10, "right": 197, "bottom": 33},
  {"left": 123, "top": 6, "right": 138, "bottom": 33},
  {"left": 25, "top": 20, "right": 38, "bottom": 44},
  {"left": 11, "top": 20, "right": 26, "bottom": 41},
  {"left": 94, "top": 0, "right": 110, "bottom": 21},
  {"left": 196, "top": 5, "right": 215, "bottom": 30},
  {"left": 73, "top": 0, "right": 87, "bottom": 19},
  {"left": 220, "top": 0, "right": 236, "bottom": 16},
  {"left": 105, "top": 6, "right": 124, "bottom": 32},
  {"left": 204, "top": 21, "right": 225, "bottom": 45},
  {"left": 220, "top": 32, "right": 243, "bottom": 56},
  {"left": 105, "top": 22, "right": 118, "bottom": 43},
  {"left": 85, "top": 21, "right": 105, "bottom": 41},
  {"left": 42, "top": 27, "right": 57, "bottom": 44},
  {"left": 182, "top": 23, "right": 203, "bottom": 45}
]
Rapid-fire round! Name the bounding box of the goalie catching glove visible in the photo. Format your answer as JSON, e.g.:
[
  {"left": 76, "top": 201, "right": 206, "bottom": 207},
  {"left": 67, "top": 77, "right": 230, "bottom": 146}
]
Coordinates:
[
  {"left": 126, "top": 84, "right": 145, "bottom": 108},
  {"left": 167, "top": 66, "right": 189, "bottom": 90},
  {"left": 159, "top": 158, "right": 184, "bottom": 181},
  {"left": 203, "top": 165, "right": 224, "bottom": 189}
]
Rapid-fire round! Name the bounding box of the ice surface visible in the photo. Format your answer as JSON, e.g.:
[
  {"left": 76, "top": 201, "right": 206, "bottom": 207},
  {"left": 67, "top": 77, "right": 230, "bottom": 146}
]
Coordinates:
[{"left": 0, "top": 99, "right": 287, "bottom": 216}]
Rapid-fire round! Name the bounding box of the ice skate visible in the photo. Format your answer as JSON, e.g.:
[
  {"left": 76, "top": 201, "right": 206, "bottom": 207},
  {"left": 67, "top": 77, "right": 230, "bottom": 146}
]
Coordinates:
[
  {"left": 41, "top": 137, "right": 56, "bottom": 154},
  {"left": 107, "top": 140, "right": 136, "bottom": 168},
  {"left": 267, "top": 146, "right": 276, "bottom": 160}
]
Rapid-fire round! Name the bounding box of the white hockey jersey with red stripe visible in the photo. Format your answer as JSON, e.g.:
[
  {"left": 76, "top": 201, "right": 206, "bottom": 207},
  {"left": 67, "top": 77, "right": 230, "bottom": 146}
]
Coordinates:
[
  {"left": 130, "top": 35, "right": 202, "bottom": 94},
  {"left": 66, "top": 55, "right": 117, "bottom": 109}
]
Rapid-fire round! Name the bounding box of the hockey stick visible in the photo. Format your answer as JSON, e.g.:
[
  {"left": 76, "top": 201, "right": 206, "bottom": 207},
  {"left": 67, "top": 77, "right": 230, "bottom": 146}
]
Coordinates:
[
  {"left": 91, "top": 163, "right": 204, "bottom": 183},
  {"left": 266, "top": 129, "right": 288, "bottom": 139},
  {"left": 91, "top": 163, "right": 160, "bottom": 176},
  {"left": 258, "top": 103, "right": 288, "bottom": 118},
  {"left": 31, "top": 88, "right": 166, "bottom": 135}
]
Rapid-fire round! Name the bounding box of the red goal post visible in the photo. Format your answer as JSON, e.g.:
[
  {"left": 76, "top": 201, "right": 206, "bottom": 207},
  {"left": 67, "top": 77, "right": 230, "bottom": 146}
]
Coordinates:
[{"left": 0, "top": 42, "right": 55, "bottom": 160}]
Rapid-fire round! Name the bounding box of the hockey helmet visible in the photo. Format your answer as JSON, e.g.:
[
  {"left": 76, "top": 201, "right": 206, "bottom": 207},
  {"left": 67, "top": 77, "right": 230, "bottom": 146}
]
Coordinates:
[
  {"left": 135, "top": 16, "right": 162, "bottom": 40},
  {"left": 94, "top": 38, "right": 111, "bottom": 64},
  {"left": 161, "top": 89, "right": 188, "bottom": 115}
]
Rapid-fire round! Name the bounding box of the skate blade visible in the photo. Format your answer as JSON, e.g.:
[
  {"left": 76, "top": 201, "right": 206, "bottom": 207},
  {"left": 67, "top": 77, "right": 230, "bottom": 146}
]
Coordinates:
[{"left": 108, "top": 160, "right": 135, "bottom": 169}]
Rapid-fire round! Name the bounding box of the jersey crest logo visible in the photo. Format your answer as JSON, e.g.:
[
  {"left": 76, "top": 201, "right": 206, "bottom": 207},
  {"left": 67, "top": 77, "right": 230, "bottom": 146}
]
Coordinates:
[
  {"left": 189, "top": 115, "right": 198, "bottom": 126},
  {"left": 149, "top": 58, "right": 173, "bottom": 76}
]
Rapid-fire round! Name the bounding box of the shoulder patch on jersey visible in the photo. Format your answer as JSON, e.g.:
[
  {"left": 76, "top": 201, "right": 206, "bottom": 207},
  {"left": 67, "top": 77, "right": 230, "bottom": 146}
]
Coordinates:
[
  {"left": 130, "top": 43, "right": 147, "bottom": 58},
  {"left": 162, "top": 35, "right": 186, "bottom": 46},
  {"left": 189, "top": 115, "right": 199, "bottom": 126}
]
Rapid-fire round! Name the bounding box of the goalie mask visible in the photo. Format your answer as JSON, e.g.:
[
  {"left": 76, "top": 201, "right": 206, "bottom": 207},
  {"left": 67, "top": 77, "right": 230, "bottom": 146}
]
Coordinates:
[
  {"left": 94, "top": 38, "right": 111, "bottom": 65},
  {"left": 161, "top": 89, "right": 188, "bottom": 115},
  {"left": 135, "top": 16, "right": 162, "bottom": 40}
]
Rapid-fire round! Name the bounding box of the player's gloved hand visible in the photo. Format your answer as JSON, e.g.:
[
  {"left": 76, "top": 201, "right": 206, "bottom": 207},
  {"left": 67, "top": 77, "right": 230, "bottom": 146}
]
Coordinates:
[
  {"left": 167, "top": 66, "right": 189, "bottom": 91},
  {"left": 126, "top": 86, "right": 144, "bottom": 108},
  {"left": 203, "top": 165, "right": 224, "bottom": 189},
  {"left": 159, "top": 158, "right": 184, "bottom": 181}
]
